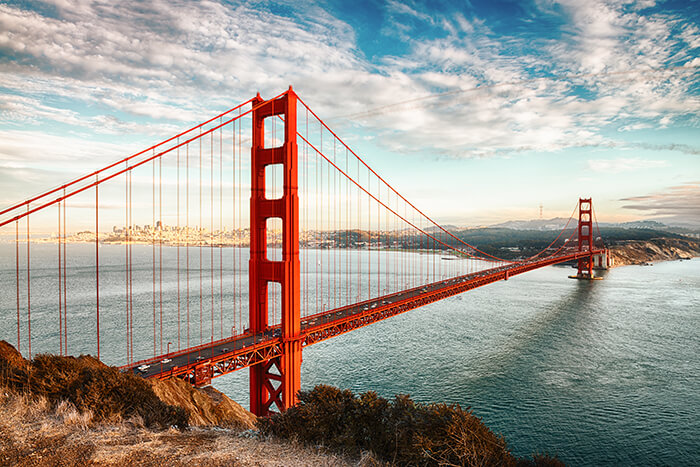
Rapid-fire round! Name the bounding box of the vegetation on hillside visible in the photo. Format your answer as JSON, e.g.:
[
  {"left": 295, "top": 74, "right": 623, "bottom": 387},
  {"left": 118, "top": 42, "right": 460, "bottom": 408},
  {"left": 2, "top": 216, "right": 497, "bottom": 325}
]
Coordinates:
[
  {"left": 259, "top": 385, "right": 563, "bottom": 466},
  {"left": 0, "top": 391, "right": 350, "bottom": 467},
  {"left": 0, "top": 342, "right": 568, "bottom": 465},
  {"left": 0, "top": 340, "right": 187, "bottom": 429},
  {"left": 453, "top": 227, "right": 686, "bottom": 259}
]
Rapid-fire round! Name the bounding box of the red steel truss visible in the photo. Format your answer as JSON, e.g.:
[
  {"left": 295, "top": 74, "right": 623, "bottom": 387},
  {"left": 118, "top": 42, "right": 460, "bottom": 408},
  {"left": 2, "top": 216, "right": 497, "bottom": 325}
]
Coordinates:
[{"left": 126, "top": 247, "right": 603, "bottom": 389}]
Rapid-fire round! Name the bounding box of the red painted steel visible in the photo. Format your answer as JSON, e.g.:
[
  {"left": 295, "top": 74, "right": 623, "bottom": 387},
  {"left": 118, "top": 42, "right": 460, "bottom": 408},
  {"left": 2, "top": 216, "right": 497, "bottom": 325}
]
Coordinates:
[
  {"left": 0, "top": 99, "right": 256, "bottom": 225},
  {"left": 95, "top": 179, "right": 100, "bottom": 361},
  {"left": 577, "top": 198, "right": 594, "bottom": 278},
  {"left": 249, "top": 88, "right": 301, "bottom": 416},
  {"left": 2, "top": 88, "right": 610, "bottom": 419},
  {"left": 124, "top": 248, "right": 604, "bottom": 385}
]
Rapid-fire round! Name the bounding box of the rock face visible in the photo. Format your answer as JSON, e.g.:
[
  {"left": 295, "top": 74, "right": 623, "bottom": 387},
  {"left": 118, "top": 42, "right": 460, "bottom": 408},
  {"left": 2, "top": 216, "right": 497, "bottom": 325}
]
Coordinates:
[
  {"left": 610, "top": 238, "right": 700, "bottom": 266},
  {"left": 148, "top": 377, "right": 256, "bottom": 430}
]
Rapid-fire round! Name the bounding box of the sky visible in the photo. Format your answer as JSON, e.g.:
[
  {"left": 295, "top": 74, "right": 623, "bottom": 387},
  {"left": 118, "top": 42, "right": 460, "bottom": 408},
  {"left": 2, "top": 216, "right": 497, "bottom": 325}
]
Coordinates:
[{"left": 0, "top": 0, "right": 699, "bottom": 227}]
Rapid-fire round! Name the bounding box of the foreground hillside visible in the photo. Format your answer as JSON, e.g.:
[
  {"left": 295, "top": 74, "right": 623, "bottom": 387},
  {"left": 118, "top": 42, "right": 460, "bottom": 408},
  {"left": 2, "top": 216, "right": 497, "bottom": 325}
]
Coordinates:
[
  {"left": 0, "top": 393, "right": 350, "bottom": 466},
  {"left": 0, "top": 342, "right": 561, "bottom": 466},
  {"left": 0, "top": 341, "right": 351, "bottom": 466}
]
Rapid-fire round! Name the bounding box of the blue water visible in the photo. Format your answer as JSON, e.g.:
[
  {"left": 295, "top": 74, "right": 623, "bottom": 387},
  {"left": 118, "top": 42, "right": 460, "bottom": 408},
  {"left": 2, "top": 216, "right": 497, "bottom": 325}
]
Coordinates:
[
  {"left": 218, "top": 258, "right": 700, "bottom": 465},
  {"left": 1, "top": 244, "right": 698, "bottom": 465}
]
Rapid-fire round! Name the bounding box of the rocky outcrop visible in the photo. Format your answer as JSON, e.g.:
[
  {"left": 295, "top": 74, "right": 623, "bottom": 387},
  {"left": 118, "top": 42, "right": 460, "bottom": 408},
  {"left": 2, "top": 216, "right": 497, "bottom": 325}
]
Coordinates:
[
  {"left": 609, "top": 237, "right": 700, "bottom": 267},
  {"left": 148, "top": 377, "right": 256, "bottom": 430},
  {"left": 0, "top": 341, "right": 255, "bottom": 431}
]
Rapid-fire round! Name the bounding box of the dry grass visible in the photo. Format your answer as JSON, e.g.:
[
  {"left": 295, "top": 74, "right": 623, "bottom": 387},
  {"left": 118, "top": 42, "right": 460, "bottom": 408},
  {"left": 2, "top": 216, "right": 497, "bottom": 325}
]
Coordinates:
[
  {"left": 0, "top": 342, "right": 368, "bottom": 466},
  {"left": 0, "top": 342, "right": 187, "bottom": 429},
  {"left": 0, "top": 391, "right": 363, "bottom": 466}
]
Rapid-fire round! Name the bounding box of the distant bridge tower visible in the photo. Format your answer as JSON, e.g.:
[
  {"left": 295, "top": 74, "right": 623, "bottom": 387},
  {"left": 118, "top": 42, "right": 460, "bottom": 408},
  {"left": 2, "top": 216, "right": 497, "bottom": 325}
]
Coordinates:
[
  {"left": 249, "top": 88, "right": 301, "bottom": 416},
  {"left": 575, "top": 198, "right": 594, "bottom": 279}
]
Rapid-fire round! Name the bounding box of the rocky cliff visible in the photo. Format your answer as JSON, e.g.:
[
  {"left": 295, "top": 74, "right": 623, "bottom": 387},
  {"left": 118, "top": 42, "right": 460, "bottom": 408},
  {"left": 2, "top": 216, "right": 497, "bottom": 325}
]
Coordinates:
[{"left": 609, "top": 237, "right": 700, "bottom": 267}]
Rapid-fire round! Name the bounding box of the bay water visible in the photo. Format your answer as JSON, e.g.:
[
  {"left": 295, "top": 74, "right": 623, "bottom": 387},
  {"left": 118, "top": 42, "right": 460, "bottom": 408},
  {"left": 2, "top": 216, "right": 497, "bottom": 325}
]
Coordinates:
[{"left": 1, "top": 244, "right": 697, "bottom": 465}]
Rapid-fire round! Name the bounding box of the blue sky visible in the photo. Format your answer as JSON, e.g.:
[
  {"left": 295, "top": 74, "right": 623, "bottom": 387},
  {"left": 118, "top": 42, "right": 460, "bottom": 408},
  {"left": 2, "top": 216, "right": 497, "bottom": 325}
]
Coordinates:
[{"left": 0, "top": 0, "right": 699, "bottom": 226}]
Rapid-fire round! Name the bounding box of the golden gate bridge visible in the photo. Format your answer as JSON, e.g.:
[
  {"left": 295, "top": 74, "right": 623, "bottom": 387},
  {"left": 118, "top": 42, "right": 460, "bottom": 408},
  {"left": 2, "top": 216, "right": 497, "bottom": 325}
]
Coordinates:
[{"left": 0, "top": 87, "right": 608, "bottom": 416}]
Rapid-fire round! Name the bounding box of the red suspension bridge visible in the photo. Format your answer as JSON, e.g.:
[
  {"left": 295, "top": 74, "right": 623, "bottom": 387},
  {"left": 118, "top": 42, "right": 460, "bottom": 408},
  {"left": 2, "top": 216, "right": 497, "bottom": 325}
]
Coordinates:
[{"left": 0, "top": 88, "right": 608, "bottom": 416}]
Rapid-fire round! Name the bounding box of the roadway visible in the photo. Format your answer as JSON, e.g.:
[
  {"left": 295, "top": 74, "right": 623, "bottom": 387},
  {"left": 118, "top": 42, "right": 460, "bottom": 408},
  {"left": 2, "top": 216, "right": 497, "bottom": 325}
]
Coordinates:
[{"left": 124, "top": 248, "right": 598, "bottom": 381}]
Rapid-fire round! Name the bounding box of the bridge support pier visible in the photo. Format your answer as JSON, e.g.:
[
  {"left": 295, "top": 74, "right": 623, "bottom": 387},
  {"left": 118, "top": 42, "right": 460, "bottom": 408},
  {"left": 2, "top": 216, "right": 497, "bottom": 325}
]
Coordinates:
[{"left": 249, "top": 88, "right": 301, "bottom": 416}]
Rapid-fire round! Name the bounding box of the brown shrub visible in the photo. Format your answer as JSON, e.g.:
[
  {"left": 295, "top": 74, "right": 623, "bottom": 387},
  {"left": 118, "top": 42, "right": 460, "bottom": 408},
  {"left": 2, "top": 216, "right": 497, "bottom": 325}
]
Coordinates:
[
  {"left": 259, "top": 385, "right": 565, "bottom": 467},
  {"left": 0, "top": 341, "right": 187, "bottom": 429}
]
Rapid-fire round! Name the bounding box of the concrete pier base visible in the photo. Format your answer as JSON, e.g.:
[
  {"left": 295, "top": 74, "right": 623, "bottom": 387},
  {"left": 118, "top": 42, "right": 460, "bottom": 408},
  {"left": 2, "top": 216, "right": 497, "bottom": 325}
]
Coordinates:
[{"left": 568, "top": 274, "right": 603, "bottom": 280}]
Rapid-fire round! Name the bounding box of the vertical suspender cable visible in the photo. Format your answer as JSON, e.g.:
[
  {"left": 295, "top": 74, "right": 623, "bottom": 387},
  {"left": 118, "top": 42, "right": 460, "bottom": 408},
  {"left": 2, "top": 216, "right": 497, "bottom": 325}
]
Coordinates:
[
  {"left": 238, "top": 110, "right": 242, "bottom": 331},
  {"left": 177, "top": 140, "right": 181, "bottom": 350},
  {"left": 219, "top": 119, "right": 223, "bottom": 338},
  {"left": 367, "top": 168, "right": 370, "bottom": 300},
  {"left": 199, "top": 128, "right": 203, "bottom": 348},
  {"left": 347, "top": 148, "right": 351, "bottom": 305},
  {"left": 125, "top": 165, "right": 129, "bottom": 363},
  {"left": 211, "top": 131, "right": 214, "bottom": 343},
  {"left": 231, "top": 122, "right": 238, "bottom": 335},
  {"left": 186, "top": 142, "right": 190, "bottom": 349},
  {"left": 64, "top": 196, "right": 69, "bottom": 352},
  {"left": 304, "top": 108, "right": 308, "bottom": 318},
  {"left": 377, "top": 177, "right": 380, "bottom": 297},
  {"left": 159, "top": 155, "right": 163, "bottom": 355},
  {"left": 153, "top": 155, "right": 157, "bottom": 358},
  {"left": 95, "top": 177, "right": 100, "bottom": 361},
  {"left": 16, "top": 220, "right": 20, "bottom": 353},
  {"left": 26, "top": 205, "right": 31, "bottom": 359},
  {"left": 58, "top": 202, "right": 62, "bottom": 355},
  {"left": 357, "top": 156, "right": 360, "bottom": 302},
  {"left": 333, "top": 139, "right": 336, "bottom": 310},
  {"left": 129, "top": 171, "right": 133, "bottom": 362}
]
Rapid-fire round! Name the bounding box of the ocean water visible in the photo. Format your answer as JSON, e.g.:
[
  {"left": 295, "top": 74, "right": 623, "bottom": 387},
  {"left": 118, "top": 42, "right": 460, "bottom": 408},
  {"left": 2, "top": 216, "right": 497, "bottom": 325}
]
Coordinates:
[
  {"left": 0, "top": 244, "right": 698, "bottom": 465},
  {"left": 217, "top": 257, "right": 700, "bottom": 465}
]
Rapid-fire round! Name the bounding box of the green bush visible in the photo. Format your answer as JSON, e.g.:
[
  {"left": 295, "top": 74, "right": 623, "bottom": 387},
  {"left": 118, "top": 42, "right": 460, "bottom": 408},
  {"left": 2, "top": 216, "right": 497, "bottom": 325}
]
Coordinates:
[{"left": 258, "top": 385, "right": 563, "bottom": 466}]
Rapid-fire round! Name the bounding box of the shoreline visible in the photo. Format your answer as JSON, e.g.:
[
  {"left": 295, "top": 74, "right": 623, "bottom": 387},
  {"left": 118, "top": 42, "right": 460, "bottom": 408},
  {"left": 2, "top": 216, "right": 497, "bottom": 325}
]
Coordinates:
[{"left": 608, "top": 237, "right": 700, "bottom": 268}]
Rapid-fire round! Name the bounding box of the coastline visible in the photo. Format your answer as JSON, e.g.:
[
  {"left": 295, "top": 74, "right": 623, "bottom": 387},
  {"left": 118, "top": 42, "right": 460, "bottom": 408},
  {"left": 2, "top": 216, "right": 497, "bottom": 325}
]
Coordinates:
[{"left": 608, "top": 237, "right": 700, "bottom": 267}]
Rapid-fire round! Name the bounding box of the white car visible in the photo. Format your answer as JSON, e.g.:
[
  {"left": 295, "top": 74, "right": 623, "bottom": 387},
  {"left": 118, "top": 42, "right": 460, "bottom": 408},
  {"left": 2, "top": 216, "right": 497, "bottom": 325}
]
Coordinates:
[
  {"left": 160, "top": 358, "right": 172, "bottom": 364},
  {"left": 137, "top": 364, "right": 150, "bottom": 372}
]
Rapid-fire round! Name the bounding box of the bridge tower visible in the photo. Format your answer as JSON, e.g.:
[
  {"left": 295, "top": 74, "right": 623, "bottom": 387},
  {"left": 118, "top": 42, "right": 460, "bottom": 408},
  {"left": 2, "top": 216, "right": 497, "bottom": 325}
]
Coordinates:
[
  {"left": 249, "top": 88, "right": 301, "bottom": 416},
  {"left": 576, "top": 198, "right": 594, "bottom": 278}
]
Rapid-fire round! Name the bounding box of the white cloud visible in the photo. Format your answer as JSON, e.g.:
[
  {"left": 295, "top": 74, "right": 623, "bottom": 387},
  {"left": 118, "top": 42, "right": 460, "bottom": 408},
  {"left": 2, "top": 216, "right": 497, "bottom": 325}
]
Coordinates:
[
  {"left": 0, "top": 0, "right": 697, "bottom": 177},
  {"left": 620, "top": 182, "right": 700, "bottom": 226},
  {"left": 587, "top": 157, "right": 668, "bottom": 173}
]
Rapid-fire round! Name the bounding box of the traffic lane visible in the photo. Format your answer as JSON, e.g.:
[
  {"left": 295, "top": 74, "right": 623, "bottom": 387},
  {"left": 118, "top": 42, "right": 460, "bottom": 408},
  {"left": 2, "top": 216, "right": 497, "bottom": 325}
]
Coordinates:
[{"left": 134, "top": 332, "right": 263, "bottom": 378}]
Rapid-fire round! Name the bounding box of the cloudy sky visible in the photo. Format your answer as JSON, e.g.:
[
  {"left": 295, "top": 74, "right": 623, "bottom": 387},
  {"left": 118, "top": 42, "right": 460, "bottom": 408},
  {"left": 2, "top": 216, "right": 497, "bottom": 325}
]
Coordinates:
[{"left": 1, "top": 0, "right": 699, "bottom": 226}]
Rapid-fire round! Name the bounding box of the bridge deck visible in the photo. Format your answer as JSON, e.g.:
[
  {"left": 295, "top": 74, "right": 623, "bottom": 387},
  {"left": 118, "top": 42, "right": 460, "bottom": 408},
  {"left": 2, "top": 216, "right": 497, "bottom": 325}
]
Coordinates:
[{"left": 122, "top": 249, "right": 601, "bottom": 384}]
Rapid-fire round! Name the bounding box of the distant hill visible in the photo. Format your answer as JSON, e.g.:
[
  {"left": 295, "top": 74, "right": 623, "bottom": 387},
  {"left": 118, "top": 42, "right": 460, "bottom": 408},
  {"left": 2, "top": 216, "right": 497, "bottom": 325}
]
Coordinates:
[
  {"left": 426, "top": 224, "right": 460, "bottom": 233},
  {"left": 491, "top": 218, "right": 570, "bottom": 230},
  {"left": 491, "top": 218, "right": 673, "bottom": 231},
  {"left": 449, "top": 225, "right": 684, "bottom": 260}
]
